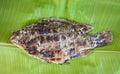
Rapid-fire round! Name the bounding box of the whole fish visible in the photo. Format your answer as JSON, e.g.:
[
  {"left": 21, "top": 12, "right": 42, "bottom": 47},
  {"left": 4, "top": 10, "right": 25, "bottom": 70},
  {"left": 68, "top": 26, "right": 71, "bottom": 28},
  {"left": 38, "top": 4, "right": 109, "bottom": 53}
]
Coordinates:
[{"left": 10, "top": 18, "right": 112, "bottom": 64}]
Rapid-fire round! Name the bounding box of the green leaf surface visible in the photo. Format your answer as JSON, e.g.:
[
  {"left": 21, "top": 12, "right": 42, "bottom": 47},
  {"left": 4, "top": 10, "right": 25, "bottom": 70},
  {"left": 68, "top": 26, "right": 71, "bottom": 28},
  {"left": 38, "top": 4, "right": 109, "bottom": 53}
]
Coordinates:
[{"left": 0, "top": 0, "right": 120, "bottom": 74}]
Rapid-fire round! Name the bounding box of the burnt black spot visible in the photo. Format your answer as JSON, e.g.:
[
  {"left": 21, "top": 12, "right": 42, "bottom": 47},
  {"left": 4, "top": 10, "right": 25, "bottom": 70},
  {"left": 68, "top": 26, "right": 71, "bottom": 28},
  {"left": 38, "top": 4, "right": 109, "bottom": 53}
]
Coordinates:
[
  {"left": 46, "top": 36, "right": 54, "bottom": 42},
  {"left": 92, "top": 34, "right": 98, "bottom": 38},
  {"left": 40, "top": 36, "right": 44, "bottom": 43},
  {"left": 55, "top": 49, "right": 61, "bottom": 53},
  {"left": 83, "top": 40, "right": 86, "bottom": 46},
  {"left": 26, "top": 41, "right": 31, "bottom": 46},
  {"left": 56, "top": 45, "right": 60, "bottom": 49},
  {"left": 12, "top": 31, "right": 20, "bottom": 35},
  {"left": 28, "top": 47, "right": 37, "bottom": 54},
  {"left": 27, "top": 40, "right": 34, "bottom": 46},
  {"left": 82, "top": 27, "right": 87, "bottom": 31},
  {"left": 31, "top": 38, "right": 37, "bottom": 43},
  {"left": 95, "top": 40, "right": 106, "bottom": 47},
  {"left": 70, "top": 48, "right": 80, "bottom": 58},
  {"left": 76, "top": 41, "right": 83, "bottom": 46},
  {"left": 67, "top": 33, "right": 72, "bottom": 37},
  {"left": 70, "top": 53, "right": 80, "bottom": 59},
  {"left": 53, "top": 29, "right": 58, "bottom": 33},
  {"left": 42, "top": 50, "right": 54, "bottom": 57},
  {"left": 31, "top": 31, "right": 34, "bottom": 35},
  {"left": 70, "top": 48, "right": 75, "bottom": 55},
  {"left": 24, "top": 28, "right": 28, "bottom": 32},
  {"left": 26, "top": 38, "right": 37, "bottom": 46},
  {"left": 46, "top": 36, "right": 50, "bottom": 42},
  {"left": 47, "top": 28, "right": 51, "bottom": 33},
  {"left": 79, "top": 25, "right": 84, "bottom": 27},
  {"left": 38, "top": 25, "right": 44, "bottom": 29},
  {"left": 38, "top": 29, "right": 44, "bottom": 34},
  {"left": 44, "top": 26, "right": 51, "bottom": 34},
  {"left": 79, "top": 29, "right": 83, "bottom": 34},
  {"left": 44, "top": 28, "right": 50, "bottom": 34},
  {"left": 61, "top": 35, "right": 66, "bottom": 40},
  {"left": 64, "top": 59, "right": 70, "bottom": 64},
  {"left": 12, "top": 31, "right": 16, "bottom": 35},
  {"left": 70, "top": 42, "right": 74, "bottom": 46},
  {"left": 37, "top": 22, "right": 41, "bottom": 26},
  {"left": 26, "top": 45, "right": 29, "bottom": 49},
  {"left": 61, "top": 21, "right": 72, "bottom": 26},
  {"left": 20, "top": 40, "right": 25, "bottom": 44},
  {"left": 54, "top": 35, "right": 59, "bottom": 41},
  {"left": 37, "top": 25, "right": 46, "bottom": 34},
  {"left": 39, "top": 49, "right": 45, "bottom": 54}
]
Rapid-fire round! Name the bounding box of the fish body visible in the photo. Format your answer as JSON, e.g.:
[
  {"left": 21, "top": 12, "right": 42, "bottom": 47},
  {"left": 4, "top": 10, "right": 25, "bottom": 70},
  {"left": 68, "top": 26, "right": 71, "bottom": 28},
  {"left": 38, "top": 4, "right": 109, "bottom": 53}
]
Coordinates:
[{"left": 10, "top": 18, "right": 112, "bottom": 64}]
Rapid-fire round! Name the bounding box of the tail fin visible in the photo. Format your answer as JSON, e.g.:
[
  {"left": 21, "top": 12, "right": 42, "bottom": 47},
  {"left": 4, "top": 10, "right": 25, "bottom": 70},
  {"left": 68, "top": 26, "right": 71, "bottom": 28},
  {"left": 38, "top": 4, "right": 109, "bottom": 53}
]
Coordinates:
[{"left": 91, "top": 31, "right": 113, "bottom": 48}]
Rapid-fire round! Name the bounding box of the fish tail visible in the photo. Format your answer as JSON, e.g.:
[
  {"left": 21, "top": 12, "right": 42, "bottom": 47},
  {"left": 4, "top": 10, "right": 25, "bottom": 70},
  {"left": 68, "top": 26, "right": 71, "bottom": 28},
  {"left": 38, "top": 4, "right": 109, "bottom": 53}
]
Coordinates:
[{"left": 90, "top": 30, "right": 113, "bottom": 48}]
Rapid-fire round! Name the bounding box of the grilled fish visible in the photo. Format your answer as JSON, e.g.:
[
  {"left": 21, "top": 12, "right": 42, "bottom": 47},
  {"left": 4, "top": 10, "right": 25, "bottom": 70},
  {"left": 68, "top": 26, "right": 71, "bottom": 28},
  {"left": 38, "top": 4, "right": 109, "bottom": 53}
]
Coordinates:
[{"left": 10, "top": 18, "right": 112, "bottom": 64}]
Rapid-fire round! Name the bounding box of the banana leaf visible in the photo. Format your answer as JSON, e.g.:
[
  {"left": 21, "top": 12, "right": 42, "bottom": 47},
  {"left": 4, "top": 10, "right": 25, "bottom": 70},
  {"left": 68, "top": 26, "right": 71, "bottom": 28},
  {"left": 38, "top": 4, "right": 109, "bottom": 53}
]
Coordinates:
[{"left": 0, "top": 0, "right": 120, "bottom": 74}]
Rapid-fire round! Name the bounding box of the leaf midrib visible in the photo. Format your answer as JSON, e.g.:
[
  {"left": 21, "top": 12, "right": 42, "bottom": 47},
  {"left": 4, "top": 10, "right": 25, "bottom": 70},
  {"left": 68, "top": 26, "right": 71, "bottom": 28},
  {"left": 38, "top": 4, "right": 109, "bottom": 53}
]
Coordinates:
[{"left": 0, "top": 42, "right": 120, "bottom": 54}]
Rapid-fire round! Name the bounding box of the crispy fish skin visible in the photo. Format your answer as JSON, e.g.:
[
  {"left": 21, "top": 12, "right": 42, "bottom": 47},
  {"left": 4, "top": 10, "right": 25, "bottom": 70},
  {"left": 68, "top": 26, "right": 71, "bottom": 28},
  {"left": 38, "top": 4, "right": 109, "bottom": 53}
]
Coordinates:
[{"left": 10, "top": 18, "right": 112, "bottom": 64}]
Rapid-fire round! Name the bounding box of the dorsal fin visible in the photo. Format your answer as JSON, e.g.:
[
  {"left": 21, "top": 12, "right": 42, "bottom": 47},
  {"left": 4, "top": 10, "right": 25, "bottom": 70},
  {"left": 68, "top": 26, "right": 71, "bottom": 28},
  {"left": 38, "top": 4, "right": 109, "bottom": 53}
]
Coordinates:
[{"left": 43, "top": 18, "right": 94, "bottom": 33}]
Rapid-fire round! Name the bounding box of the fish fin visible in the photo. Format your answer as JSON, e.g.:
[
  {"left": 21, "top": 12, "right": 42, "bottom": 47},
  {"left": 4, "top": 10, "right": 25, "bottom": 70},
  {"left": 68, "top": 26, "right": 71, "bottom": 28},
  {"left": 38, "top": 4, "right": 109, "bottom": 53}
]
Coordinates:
[
  {"left": 80, "top": 25, "right": 94, "bottom": 33},
  {"left": 91, "top": 30, "right": 113, "bottom": 48},
  {"left": 80, "top": 49, "right": 93, "bottom": 57},
  {"left": 45, "top": 18, "right": 94, "bottom": 33}
]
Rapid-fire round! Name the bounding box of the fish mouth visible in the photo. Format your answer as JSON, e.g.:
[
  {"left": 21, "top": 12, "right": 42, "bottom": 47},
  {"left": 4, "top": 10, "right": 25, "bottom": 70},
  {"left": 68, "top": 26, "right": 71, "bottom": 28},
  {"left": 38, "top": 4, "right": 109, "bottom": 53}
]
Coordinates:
[
  {"left": 10, "top": 36, "right": 14, "bottom": 42},
  {"left": 10, "top": 35, "right": 25, "bottom": 50}
]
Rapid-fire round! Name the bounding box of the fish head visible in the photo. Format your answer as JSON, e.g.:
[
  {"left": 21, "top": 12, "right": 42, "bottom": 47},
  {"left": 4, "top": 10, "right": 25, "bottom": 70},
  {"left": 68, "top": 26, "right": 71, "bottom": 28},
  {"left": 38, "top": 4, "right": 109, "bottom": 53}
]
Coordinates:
[{"left": 10, "top": 31, "right": 21, "bottom": 44}]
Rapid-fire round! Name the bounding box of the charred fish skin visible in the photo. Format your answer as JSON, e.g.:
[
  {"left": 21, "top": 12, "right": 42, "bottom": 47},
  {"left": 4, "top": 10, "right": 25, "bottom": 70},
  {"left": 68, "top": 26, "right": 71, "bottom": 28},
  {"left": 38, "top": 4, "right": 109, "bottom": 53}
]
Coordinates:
[{"left": 10, "top": 18, "right": 112, "bottom": 64}]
